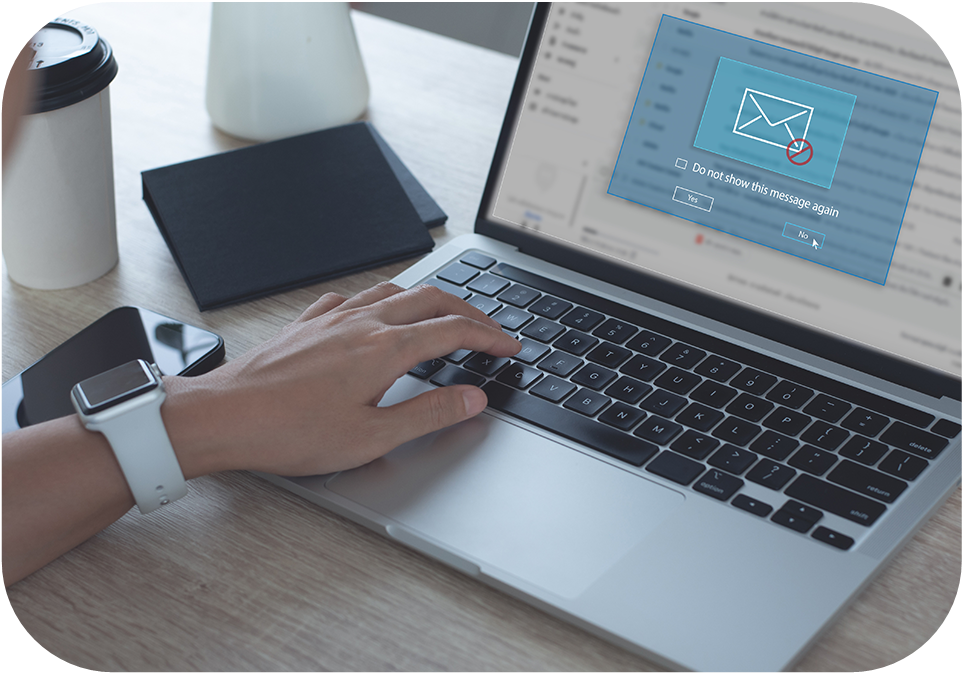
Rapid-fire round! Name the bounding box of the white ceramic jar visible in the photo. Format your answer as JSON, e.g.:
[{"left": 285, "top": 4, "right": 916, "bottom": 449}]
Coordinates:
[{"left": 205, "top": 2, "right": 370, "bottom": 142}]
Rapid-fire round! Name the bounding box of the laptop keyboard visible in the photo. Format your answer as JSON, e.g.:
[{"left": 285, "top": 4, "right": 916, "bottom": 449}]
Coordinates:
[{"left": 408, "top": 253, "right": 960, "bottom": 551}]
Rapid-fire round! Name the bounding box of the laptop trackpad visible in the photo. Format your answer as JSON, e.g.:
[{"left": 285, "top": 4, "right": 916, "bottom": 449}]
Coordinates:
[{"left": 326, "top": 405, "right": 684, "bottom": 598}]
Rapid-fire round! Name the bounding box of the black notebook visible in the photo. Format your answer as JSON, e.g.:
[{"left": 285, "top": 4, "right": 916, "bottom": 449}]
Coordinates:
[{"left": 142, "top": 122, "right": 442, "bottom": 311}]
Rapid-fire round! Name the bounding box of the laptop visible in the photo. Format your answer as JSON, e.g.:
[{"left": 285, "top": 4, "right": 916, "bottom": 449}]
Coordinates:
[{"left": 261, "top": 3, "right": 961, "bottom": 670}]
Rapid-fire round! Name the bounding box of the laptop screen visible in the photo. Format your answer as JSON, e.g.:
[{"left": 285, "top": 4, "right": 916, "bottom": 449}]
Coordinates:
[{"left": 485, "top": 3, "right": 961, "bottom": 379}]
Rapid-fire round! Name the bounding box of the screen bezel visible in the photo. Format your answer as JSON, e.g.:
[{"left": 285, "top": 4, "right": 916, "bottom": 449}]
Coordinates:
[{"left": 475, "top": 2, "right": 960, "bottom": 402}]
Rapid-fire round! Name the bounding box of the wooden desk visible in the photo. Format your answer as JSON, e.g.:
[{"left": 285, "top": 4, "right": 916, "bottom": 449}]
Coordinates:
[{"left": 4, "top": 4, "right": 960, "bottom": 670}]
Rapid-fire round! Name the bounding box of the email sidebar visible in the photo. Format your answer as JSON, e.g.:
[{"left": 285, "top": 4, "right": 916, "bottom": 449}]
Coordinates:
[{"left": 608, "top": 15, "right": 937, "bottom": 285}]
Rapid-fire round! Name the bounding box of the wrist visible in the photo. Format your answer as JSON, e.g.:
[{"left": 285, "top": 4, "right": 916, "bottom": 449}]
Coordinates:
[{"left": 161, "top": 374, "right": 238, "bottom": 480}]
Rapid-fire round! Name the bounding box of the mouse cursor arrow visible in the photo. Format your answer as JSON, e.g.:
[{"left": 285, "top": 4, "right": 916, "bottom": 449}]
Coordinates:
[{"left": 812, "top": 239, "right": 820, "bottom": 249}]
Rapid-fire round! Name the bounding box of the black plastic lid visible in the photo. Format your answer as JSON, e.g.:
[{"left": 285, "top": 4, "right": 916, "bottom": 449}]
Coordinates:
[{"left": 27, "top": 17, "right": 118, "bottom": 113}]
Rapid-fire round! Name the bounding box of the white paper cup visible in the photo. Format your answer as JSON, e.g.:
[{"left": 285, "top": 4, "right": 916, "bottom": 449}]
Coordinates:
[{"left": 2, "top": 18, "right": 119, "bottom": 290}]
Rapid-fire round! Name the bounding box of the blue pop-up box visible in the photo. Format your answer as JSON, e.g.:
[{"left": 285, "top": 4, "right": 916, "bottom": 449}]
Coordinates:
[
  {"left": 695, "top": 58, "right": 856, "bottom": 189},
  {"left": 608, "top": 16, "right": 936, "bottom": 285}
]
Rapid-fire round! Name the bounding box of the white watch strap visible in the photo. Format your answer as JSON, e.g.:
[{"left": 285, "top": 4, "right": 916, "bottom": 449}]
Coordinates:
[{"left": 99, "top": 403, "right": 187, "bottom": 514}]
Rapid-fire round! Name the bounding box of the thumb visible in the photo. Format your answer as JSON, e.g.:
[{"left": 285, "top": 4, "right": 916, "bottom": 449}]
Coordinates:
[{"left": 376, "top": 385, "right": 488, "bottom": 447}]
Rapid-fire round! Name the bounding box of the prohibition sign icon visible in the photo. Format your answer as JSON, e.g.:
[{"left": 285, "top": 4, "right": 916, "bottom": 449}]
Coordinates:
[{"left": 787, "top": 139, "right": 813, "bottom": 165}]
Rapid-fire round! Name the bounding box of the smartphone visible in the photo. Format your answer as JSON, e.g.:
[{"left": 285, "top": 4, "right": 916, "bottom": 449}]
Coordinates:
[{"left": 2, "top": 306, "right": 225, "bottom": 433}]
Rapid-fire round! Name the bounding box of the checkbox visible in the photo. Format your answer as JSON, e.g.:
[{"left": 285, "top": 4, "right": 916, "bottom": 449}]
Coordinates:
[{"left": 675, "top": 158, "right": 688, "bottom": 170}]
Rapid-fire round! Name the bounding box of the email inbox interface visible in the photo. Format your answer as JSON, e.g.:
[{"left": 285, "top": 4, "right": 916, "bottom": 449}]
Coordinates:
[{"left": 608, "top": 16, "right": 937, "bottom": 285}]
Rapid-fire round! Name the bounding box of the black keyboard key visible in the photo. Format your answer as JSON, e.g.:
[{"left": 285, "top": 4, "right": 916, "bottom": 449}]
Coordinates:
[
  {"left": 521, "top": 317, "right": 566, "bottom": 343},
  {"left": 592, "top": 319, "right": 638, "bottom": 344},
  {"left": 604, "top": 376, "right": 651, "bottom": 404},
  {"left": 765, "top": 381, "right": 814, "bottom": 409},
  {"left": 788, "top": 446, "right": 838, "bottom": 476},
  {"left": 878, "top": 450, "right": 928, "bottom": 481},
  {"left": 640, "top": 389, "right": 687, "bottom": 417},
  {"left": 514, "top": 338, "right": 551, "bottom": 364},
  {"left": 625, "top": 330, "right": 672, "bottom": 356},
  {"left": 464, "top": 352, "right": 510, "bottom": 376},
  {"left": 762, "top": 407, "right": 811, "bottom": 436},
  {"left": 527, "top": 295, "right": 572, "bottom": 319},
  {"left": 747, "top": 459, "right": 796, "bottom": 490},
  {"left": 812, "top": 526, "right": 854, "bottom": 550},
  {"left": 694, "top": 469, "right": 744, "bottom": 501},
  {"left": 675, "top": 403, "right": 724, "bottom": 432},
  {"left": 459, "top": 251, "right": 496, "bottom": 269},
  {"left": 634, "top": 416, "right": 683, "bottom": 445},
  {"left": 690, "top": 380, "right": 738, "bottom": 409},
  {"left": 670, "top": 430, "right": 720, "bottom": 460},
  {"left": 586, "top": 342, "right": 632, "bottom": 368},
  {"left": 727, "top": 393, "right": 774, "bottom": 423},
  {"left": 772, "top": 509, "right": 816, "bottom": 533},
  {"left": 827, "top": 460, "right": 907, "bottom": 503},
  {"left": 750, "top": 430, "right": 798, "bottom": 461},
  {"left": 495, "top": 363, "right": 543, "bottom": 390},
  {"left": 803, "top": 394, "right": 852, "bottom": 423},
  {"left": 712, "top": 417, "right": 762, "bottom": 446},
  {"left": 424, "top": 277, "right": 472, "bottom": 300},
  {"left": 880, "top": 421, "right": 949, "bottom": 459},
  {"left": 492, "top": 307, "right": 533, "bottom": 331},
  {"left": 467, "top": 273, "right": 510, "bottom": 296},
  {"left": 931, "top": 419, "right": 961, "bottom": 439},
  {"left": 841, "top": 408, "right": 890, "bottom": 437},
  {"left": 619, "top": 354, "right": 667, "bottom": 381},
  {"left": 429, "top": 366, "right": 485, "bottom": 388},
  {"left": 490, "top": 263, "right": 937, "bottom": 429},
  {"left": 482, "top": 382, "right": 659, "bottom": 466},
  {"left": 655, "top": 367, "right": 702, "bottom": 395},
  {"left": 785, "top": 474, "right": 887, "bottom": 525},
  {"left": 555, "top": 330, "right": 598, "bottom": 356},
  {"left": 598, "top": 402, "right": 646, "bottom": 431},
  {"left": 537, "top": 351, "right": 583, "bottom": 377},
  {"left": 731, "top": 368, "right": 778, "bottom": 395},
  {"left": 694, "top": 356, "right": 741, "bottom": 382},
  {"left": 560, "top": 306, "right": 605, "bottom": 330},
  {"left": 530, "top": 375, "right": 576, "bottom": 403},
  {"left": 466, "top": 295, "right": 502, "bottom": 316},
  {"left": 437, "top": 262, "right": 479, "bottom": 286},
  {"left": 445, "top": 349, "right": 473, "bottom": 364},
  {"left": 659, "top": 342, "right": 706, "bottom": 369},
  {"left": 800, "top": 421, "right": 849, "bottom": 451},
  {"left": 571, "top": 363, "right": 618, "bottom": 391},
  {"left": 409, "top": 358, "right": 446, "bottom": 379},
  {"left": 781, "top": 500, "right": 824, "bottom": 523},
  {"left": 839, "top": 435, "right": 887, "bottom": 465},
  {"left": 646, "top": 451, "right": 704, "bottom": 485},
  {"left": 563, "top": 388, "right": 611, "bottom": 417},
  {"left": 732, "top": 494, "right": 773, "bottom": 517},
  {"left": 708, "top": 444, "right": 757, "bottom": 474},
  {"left": 498, "top": 284, "right": 541, "bottom": 307}
]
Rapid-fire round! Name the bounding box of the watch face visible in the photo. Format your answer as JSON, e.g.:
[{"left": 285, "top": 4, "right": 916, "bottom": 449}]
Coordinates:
[{"left": 76, "top": 360, "right": 159, "bottom": 414}]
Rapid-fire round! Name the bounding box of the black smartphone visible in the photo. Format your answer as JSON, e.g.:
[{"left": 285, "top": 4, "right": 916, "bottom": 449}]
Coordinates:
[{"left": 2, "top": 306, "right": 225, "bottom": 433}]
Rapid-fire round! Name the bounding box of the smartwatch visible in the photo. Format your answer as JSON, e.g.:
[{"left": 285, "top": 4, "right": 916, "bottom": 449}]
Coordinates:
[{"left": 71, "top": 359, "right": 187, "bottom": 514}]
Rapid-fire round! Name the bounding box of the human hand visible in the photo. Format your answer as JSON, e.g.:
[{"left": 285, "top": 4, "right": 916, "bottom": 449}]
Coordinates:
[{"left": 164, "top": 283, "right": 521, "bottom": 478}]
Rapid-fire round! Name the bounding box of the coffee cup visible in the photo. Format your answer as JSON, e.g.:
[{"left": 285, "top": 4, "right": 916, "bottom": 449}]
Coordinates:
[{"left": 3, "top": 17, "right": 119, "bottom": 290}]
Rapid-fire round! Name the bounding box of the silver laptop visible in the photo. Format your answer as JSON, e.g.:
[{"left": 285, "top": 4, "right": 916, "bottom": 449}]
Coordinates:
[{"left": 261, "top": 3, "right": 961, "bottom": 670}]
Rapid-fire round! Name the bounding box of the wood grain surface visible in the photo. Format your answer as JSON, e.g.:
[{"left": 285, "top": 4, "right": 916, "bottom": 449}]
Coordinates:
[{"left": 3, "top": 3, "right": 960, "bottom": 671}]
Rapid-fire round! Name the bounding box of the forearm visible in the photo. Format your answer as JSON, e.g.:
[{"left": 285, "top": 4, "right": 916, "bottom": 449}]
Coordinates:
[
  {"left": 2, "top": 414, "right": 133, "bottom": 586},
  {"left": 1, "top": 376, "right": 225, "bottom": 587}
]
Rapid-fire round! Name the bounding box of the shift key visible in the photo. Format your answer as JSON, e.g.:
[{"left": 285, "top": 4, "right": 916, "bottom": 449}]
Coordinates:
[{"left": 785, "top": 474, "right": 887, "bottom": 526}]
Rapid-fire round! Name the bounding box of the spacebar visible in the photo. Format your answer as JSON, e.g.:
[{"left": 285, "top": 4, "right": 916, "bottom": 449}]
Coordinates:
[{"left": 482, "top": 381, "right": 658, "bottom": 467}]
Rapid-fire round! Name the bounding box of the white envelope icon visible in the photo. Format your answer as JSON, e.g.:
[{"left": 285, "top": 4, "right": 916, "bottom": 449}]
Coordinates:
[{"left": 732, "top": 89, "right": 813, "bottom": 153}]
